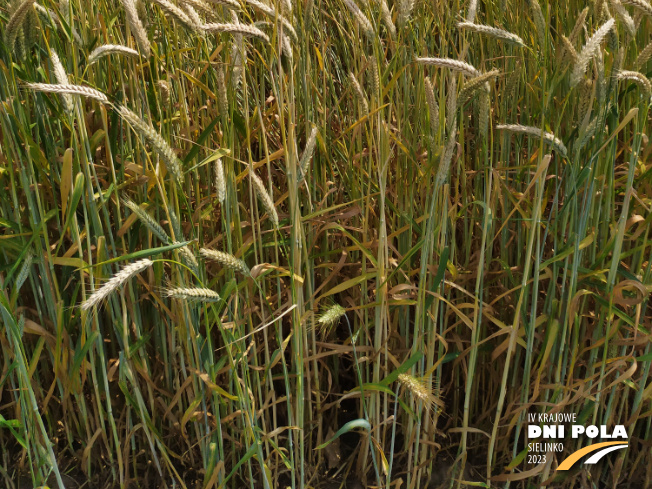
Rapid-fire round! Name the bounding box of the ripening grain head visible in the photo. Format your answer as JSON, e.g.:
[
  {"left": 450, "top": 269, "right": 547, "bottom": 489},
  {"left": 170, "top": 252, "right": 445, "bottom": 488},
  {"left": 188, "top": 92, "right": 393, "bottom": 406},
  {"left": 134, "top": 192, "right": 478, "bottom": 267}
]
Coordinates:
[
  {"left": 571, "top": 18, "right": 615, "bottom": 87},
  {"left": 416, "top": 57, "right": 480, "bottom": 77},
  {"left": 163, "top": 286, "right": 221, "bottom": 302},
  {"left": 200, "top": 248, "right": 250, "bottom": 274},
  {"left": 81, "top": 259, "right": 153, "bottom": 310},
  {"left": 24, "top": 83, "right": 110, "bottom": 104},
  {"left": 496, "top": 123, "right": 568, "bottom": 157},
  {"left": 118, "top": 106, "right": 185, "bottom": 184},
  {"left": 457, "top": 22, "right": 524, "bottom": 46},
  {"left": 88, "top": 44, "right": 141, "bottom": 64},
  {"left": 398, "top": 373, "right": 443, "bottom": 411},
  {"left": 250, "top": 172, "right": 280, "bottom": 228},
  {"left": 121, "top": 0, "right": 151, "bottom": 56}
]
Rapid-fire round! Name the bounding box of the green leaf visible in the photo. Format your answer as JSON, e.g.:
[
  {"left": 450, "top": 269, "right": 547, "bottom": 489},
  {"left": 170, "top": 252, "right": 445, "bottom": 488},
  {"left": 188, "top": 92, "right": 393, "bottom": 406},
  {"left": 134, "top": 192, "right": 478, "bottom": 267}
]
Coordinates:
[
  {"left": 379, "top": 351, "right": 424, "bottom": 387},
  {"left": 186, "top": 148, "right": 231, "bottom": 173},
  {"left": 315, "top": 419, "right": 371, "bottom": 450},
  {"left": 425, "top": 247, "right": 449, "bottom": 311},
  {"left": 83, "top": 241, "right": 192, "bottom": 269},
  {"left": 183, "top": 115, "right": 221, "bottom": 164}
]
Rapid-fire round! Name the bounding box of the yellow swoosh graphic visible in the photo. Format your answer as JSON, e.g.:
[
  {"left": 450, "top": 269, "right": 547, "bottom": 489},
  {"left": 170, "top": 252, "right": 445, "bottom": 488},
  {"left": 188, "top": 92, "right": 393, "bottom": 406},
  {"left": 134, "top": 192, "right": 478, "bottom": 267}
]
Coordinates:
[{"left": 557, "top": 442, "right": 628, "bottom": 471}]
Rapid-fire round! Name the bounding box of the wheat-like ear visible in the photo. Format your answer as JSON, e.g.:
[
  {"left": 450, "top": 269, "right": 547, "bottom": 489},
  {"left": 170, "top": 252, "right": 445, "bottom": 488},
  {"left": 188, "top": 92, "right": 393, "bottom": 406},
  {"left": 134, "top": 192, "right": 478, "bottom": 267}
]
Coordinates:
[
  {"left": 214, "top": 158, "right": 226, "bottom": 203},
  {"left": 479, "top": 89, "right": 490, "bottom": 140},
  {"left": 558, "top": 35, "right": 579, "bottom": 67},
  {"left": 466, "top": 0, "right": 478, "bottom": 23},
  {"left": 378, "top": 0, "right": 395, "bottom": 39},
  {"left": 457, "top": 22, "right": 524, "bottom": 46},
  {"left": 621, "top": 0, "right": 652, "bottom": 17},
  {"left": 571, "top": 18, "right": 615, "bottom": 87},
  {"left": 497, "top": 123, "right": 568, "bottom": 158},
  {"left": 49, "top": 51, "right": 74, "bottom": 116},
  {"left": 341, "top": 0, "right": 375, "bottom": 39},
  {"left": 459, "top": 69, "right": 500, "bottom": 104},
  {"left": 316, "top": 304, "right": 346, "bottom": 337},
  {"left": 616, "top": 70, "right": 652, "bottom": 96},
  {"left": 81, "top": 259, "right": 153, "bottom": 310},
  {"left": 182, "top": 3, "right": 205, "bottom": 30},
  {"left": 5, "top": 0, "right": 36, "bottom": 50},
  {"left": 569, "top": 6, "right": 589, "bottom": 44},
  {"left": 416, "top": 57, "right": 480, "bottom": 77},
  {"left": 610, "top": 0, "right": 636, "bottom": 37},
  {"left": 424, "top": 76, "right": 439, "bottom": 137},
  {"left": 398, "top": 0, "right": 415, "bottom": 28},
  {"left": 250, "top": 172, "right": 280, "bottom": 228},
  {"left": 435, "top": 75, "right": 457, "bottom": 187},
  {"left": 636, "top": 40, "right": 652, "bottom": 67},
  {"left": 24, "top": 83, "right": 110, "bottom": 104},
  {"left": 88, "top": 44, "right": 141, "bottom": 64},
  {"left": 528, "top": 0, "right": 547, "bottom": 47},
  {"left": 174, "top": 242, "right": 199, "bottom": 273},
  {"left": 398, "top": 373, "right": 443, "bottom": 411},
  {"left": 202, "top": 22, "right": 270, "bottom": 41},
  {"left": 299, "top": 126, "right": 318, "bottom": 181},
  {"left": 244, "top": 0, "right": 297, "bottom": 42},
  {"left": 118, "top": 106, "right": 184, "bottom": 184},
  {"left": 205, "top": 0, "right": 240, "bottom": 8},
  {"left": 121, "top": 0, "right": 151, "bottom": 57},
  {"left": 151, "top": 0, "right": 199, "bottom": 30},
  {"left": 181, "top": 0, "right": 219, "bottom": 21},
  {"left": 122, "top": 198, "right": 170, "bottom": 242},
  {"left": 200, "top": 248, "right": 250, "bottom": 275},
  {"left": 163, "top": 286, "right": 221, "bottom": 302},
  {"left": 15, "top": 253, "right": 33, "bottom": 292},
  {"left": 348, "top": 72, "right": 369, "bottom": 114}
]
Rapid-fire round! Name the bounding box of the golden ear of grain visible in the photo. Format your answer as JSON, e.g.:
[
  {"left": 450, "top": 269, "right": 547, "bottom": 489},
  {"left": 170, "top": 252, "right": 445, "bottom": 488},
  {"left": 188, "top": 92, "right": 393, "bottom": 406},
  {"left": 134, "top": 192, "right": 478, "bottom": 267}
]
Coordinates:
[
  {"left": 457, "top": 22, "right": 524, "bottom": 46},
  {"left": 5, "top": 0, "right": 36, "bottom": 50},
  {"left": 459, "top": 69, "right": 500, "bottom": 104},
  {"left": 616, "top": 70, "right": 652, "bottom": 97},
  {"left": 152, "top": 0, "right": 199, "bottom": 30},
  {"left": 424, "top": 76, "right": 439, "bottom": 137},
  {"left": 416, "top": 57, "right": 480, "bottom": 77},
  {"left": 214, "top": 158, "right": 226, "bottom": 203},
  {"left": 49, "top": 51, "right": 74, "bottom": 116},
  {"left": 181, "top": 0, "right": 219, "bottom": 21},
  {"left": 202, "top": 22, "right": 270, "bottom": 42},
  {"left": 250, "top": 172, "right": 280, "bottom": 228},
  {"left": 378, "top": 0, "right": 395, "bottom": 39},
  {"left": 348, "top": 72, "right": 369, "bottom": 114},
  {"left": 200, "top": 248, "right": 250, "bottom": 275},
  {"left": 24, "top": 83, "right": 110, "bottom": 104},
  {"left": 569, "top": 6, "right": 589, "bottom": 44},
  {"left": 635, "top": 40, "right": 652, "bottom": 67},
  {"left": 466, "top": 0, "right": 478, "bottom": 23},
  {"left": 244, "top": 0, "right": 297, "bottom": 41},
  {"left": 121, "top": 0, "right": 151, "bottom": 57},
  {"left": 496, "top": 123, "right": 568, "bottom": 158},
  {"left": 88, "top": 44, "right": 140, "bottom": 64},
  {"left": 610, "top": 0, "right": 636, "bottom": 37},
  {"left": 299, "top": 127, "right": 319, "bottom": 180},
  {"left": 164, "top": 287, "right": 221, "bottom": 302},
  {"left": 398, "top": 373, "right": 443, "bottom": 410},
  {"left": 317, "top": 304, "right": 346, "bottom": 327},
  {"left": 118, "top": 106, "right": 185, "bottom": 184},
  {"left": 621, "top": 0, "right": 652, "bottom": 16},
  {"left": 528, "top": 0, "right": 547, "bottom": 47},
  {"left": 398, "top": 0, "right": 415, "bottom": 28},
  {"left": 571, "top": 18, "right": 615, "bottom": 87},
  {"left": 341, "top": 0, "right": 375, "bottom": 39},
  {"left": 81, "top": 259, "right": 154, "bottom": 310},
  {"left": 122, "top": 198, "right": 170, "bottom": 242}
]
